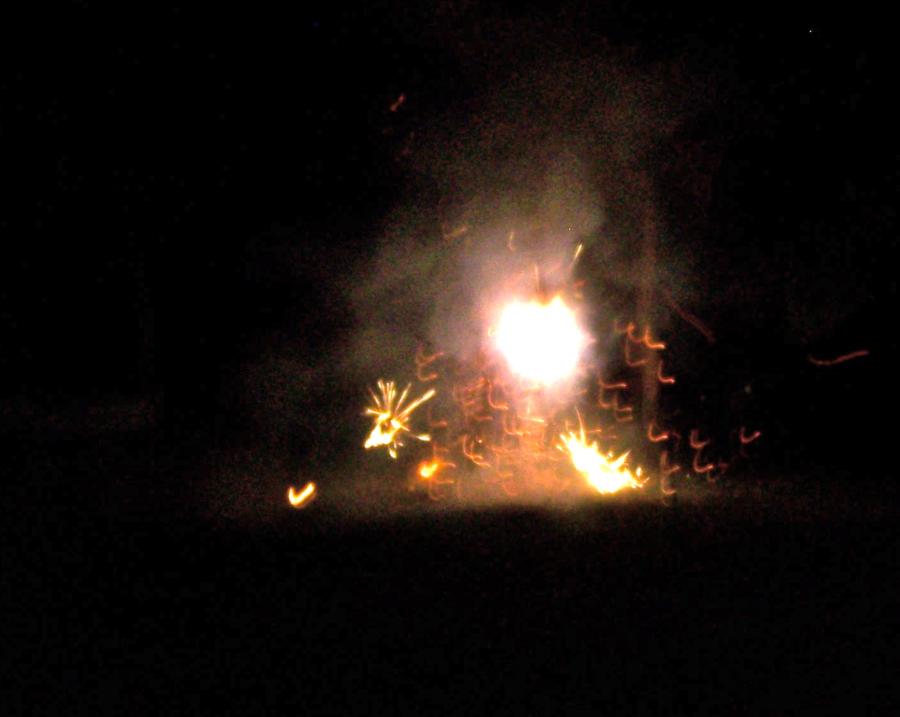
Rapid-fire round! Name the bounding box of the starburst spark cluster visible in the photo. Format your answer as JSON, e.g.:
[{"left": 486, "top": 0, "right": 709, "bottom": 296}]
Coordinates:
[
  {"left": 363, "top": 379, "right": 435, "bottom": 459},
  {"left": 557, "top": 424, "right": 642, "bottom": 494}
]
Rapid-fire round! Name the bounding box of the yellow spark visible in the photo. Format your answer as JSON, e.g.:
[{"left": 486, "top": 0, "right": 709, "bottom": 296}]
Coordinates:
[
  {"left": 418, "top": 458, "right": 456, "bottom": 480},
  {"left": 570, "top": 242, "right": 583, "bottom": 269},
  {"left": 364, "top": 379, "right": 435, "bottom": 459},
  {"left": 558, "top": 424, "right": 642, "bottom": 495},
  {"left": 419, "top": 461, "right": 440, "bottom": 479},
  {"left": 287, "top": 481, "right": 317, "bottom": 508}
]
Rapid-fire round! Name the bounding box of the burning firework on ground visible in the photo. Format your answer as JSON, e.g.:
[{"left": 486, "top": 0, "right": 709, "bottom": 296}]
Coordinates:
[
  {"left": 346, "top": 236, "right": 648, "bottom": 501},
  {"left": 557, "top": 419, "right": 642, "bottom": 495},
  {"left": 361, "top": 288, "right": 649, "bottom": 499},
  {"left": 282, "top": 226, "right": 764, "bottom": 510},
  {"left": 352, "top": 229, "right": 766, "bottom": 505}
]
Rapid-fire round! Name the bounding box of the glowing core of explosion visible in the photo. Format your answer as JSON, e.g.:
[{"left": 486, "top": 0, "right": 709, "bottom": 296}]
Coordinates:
[{"left": 494, "top": 296, "right": 588, "bottom": 385}]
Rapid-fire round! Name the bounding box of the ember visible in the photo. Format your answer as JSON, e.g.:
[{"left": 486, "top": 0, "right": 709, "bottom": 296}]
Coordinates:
[{"left": 287, "top": 482, "right": 317, "bottom": 508}]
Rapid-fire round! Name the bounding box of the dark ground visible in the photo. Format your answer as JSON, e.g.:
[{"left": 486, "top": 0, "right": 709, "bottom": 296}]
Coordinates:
[
  {"left": 3, "top": 2, "right": 899, "bottom": 714},
  {"left": 6, "top": 428, "right": 899, "bottom": 714}
]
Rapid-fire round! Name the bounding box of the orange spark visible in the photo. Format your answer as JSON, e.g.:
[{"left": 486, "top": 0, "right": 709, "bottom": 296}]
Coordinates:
[
  {"left": 688, "top": 429, "right": 714, "bottom": 474},
  {"left": 287, "top": 482, "right": 317, "bottom": 508},
  {"left": 624, "top": 339, "right": 647, "bottom": 367},
  {"left": 461, "top": 435, "right": 489, "bottom": 466},
  {"left": 659, "top": 450, "right": 680, "bottom": 477},
  {"left": 417, "top": 367, "right": 439, "bottom": 382},
  {"left": 415, "top": 346, "right": 444, "bottom": 382},
  {"left": 647, "top": 422, "right": 669, "bottom": 443},
  {"left": 661, "top": 289, "right": 716, "bottom": 344},
  {"left": 389, "top": 93, "right": 406, "bottom": 112},
  {"left": 660, "top": 450, "right": 680, "bottom": 495},
  {"left": 613, "top": 392, "right": 634, "bottom": 422},
  {"left": 598, "top": 380, "right": 627, "bottom": 409},
  {"left": 657, "top": 361, "right": 676, "bottom": 384},
  {"left": 487, "top": 382, "right": 509, "bottom": 410},
  {"left": 418, "top": 459, "right": 456, "bottom": 480},
  {"left": 808, "top": 350, "right": 870, "bottom": 366},
  {"left": 614, "top": 319, "right": 634, "bottom": 336},
  {"left": 689, "top": 429, "right": 710, "bottom": 450},
  {"left": 642, "top": 327, "right": 666, "bottom": 351}
]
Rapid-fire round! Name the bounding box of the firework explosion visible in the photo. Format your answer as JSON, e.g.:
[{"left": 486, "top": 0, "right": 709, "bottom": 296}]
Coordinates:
[
  {"left": 352, "top": 234, "right": 764, "bottom": 505},
  {"left": 356, "top": 240, "right": 647, "bottom": 501}
]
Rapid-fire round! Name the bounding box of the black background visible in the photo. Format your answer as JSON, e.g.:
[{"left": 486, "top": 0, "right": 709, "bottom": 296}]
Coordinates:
[{"left": 3, "top": 2, "right": 898, "bottom": 713}]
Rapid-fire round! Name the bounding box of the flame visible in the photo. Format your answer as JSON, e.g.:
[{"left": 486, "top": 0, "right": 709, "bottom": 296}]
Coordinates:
[
  {"left": 418, "top": 458, "right": 456, "bottom": 480},
  {"left": 494, "top": 295, "right": 589, "bottom": 385},
  {"left": 558, "top": 426, "right": 642, "bottom": 494},
  {"left": 419, "top": 461, "right": 440, "bottom": 479},
  {"left": 364, "top": 379, "right": 435, "bottom": 458},
  {"left": 288, "top": 481, "right": 317, "bottom": 508}
]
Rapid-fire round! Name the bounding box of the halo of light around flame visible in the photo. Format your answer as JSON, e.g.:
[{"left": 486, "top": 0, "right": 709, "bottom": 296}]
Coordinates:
[{"left": 494, "top": 296, "right": 588, "bottom": 385}]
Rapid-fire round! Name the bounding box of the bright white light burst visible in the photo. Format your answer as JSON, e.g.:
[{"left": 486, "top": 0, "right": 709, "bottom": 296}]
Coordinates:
[{"left": 494, "top": 296, "right": 589, "bottom": 385}]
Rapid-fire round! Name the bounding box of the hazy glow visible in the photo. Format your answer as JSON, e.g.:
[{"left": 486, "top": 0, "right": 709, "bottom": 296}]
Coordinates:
[{"left": 494, "top": 296, "right": 588, "bottom": 385}]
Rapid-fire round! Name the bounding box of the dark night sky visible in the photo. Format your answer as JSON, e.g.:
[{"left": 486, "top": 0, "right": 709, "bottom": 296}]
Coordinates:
[
  {"left": 0, "top": 2, "right": 896, "bottom": 462},
  {"left": 5, "top": 7, "right": 899, "bottom": 714}
]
